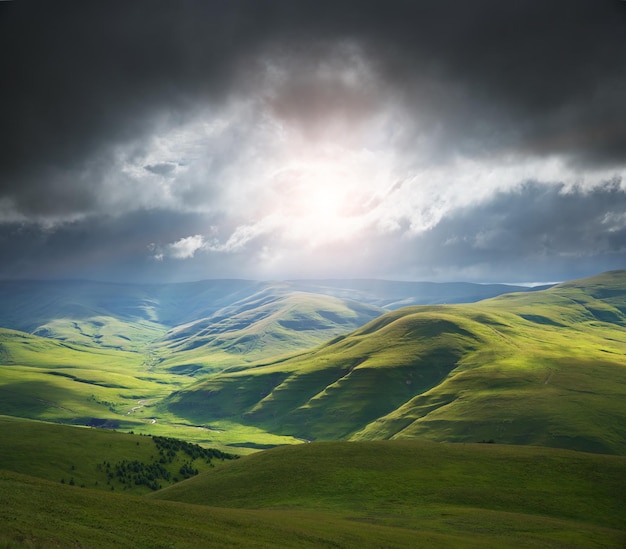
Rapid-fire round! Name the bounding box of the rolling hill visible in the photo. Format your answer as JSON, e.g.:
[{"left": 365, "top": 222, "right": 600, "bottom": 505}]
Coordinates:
[
  {"left": 1, "top": 418, "right": 624, "bottom": 548},
  {"left": 0, "top": 278, "right": 542, "bottom": 317},
  {"left": 0, "top": 278, "right": 525, "bottom": 364},
  {"left": 1, "top": 272, "right": 626, "bottom": 547},
  {"left": 154, "top": 287, "right": 384, "bottom": 373},
  {"left": 164, "top": 271, "right": 626, "bottom": 454},
  {"left": 152, "top": 439, "right": 626, "bottom": 544},
  {"left": 0, "top": 271, "right": 623, "bottom": 452},
  {"left": 0, "top": 276, "right": 547, "bottom": 445}
]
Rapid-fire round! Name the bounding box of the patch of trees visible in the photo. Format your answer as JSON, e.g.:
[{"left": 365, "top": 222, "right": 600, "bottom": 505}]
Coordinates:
[
  {"left": 91, "top": 436, "right": 238, "bottom": 491},
  {"left": 178, "top": 462, "right": 199, "bottom": 479},
  {"left": 98, "top": 459, "right": 170, "bottom": 491},
  {"left": 152, "top": 435, "right": 238, "bottom": 463}
]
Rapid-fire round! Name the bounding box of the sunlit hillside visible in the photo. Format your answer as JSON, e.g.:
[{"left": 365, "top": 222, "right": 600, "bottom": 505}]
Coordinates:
[{"left": 165, "top": 271, "right": 626, "bottom": 454}]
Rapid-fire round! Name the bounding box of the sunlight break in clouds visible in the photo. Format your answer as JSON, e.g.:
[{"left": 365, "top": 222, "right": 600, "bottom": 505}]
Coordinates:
[
  {"left": 121, "top": 40, "right": 626, "bottom": 275},
  {"left": 3, "top": 1, "right": 626, "bottom": 282}
]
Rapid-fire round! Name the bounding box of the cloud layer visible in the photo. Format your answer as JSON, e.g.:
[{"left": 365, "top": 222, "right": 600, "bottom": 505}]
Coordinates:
[{"left": 1, "top": 0, "right": 625, "bottom": 282}]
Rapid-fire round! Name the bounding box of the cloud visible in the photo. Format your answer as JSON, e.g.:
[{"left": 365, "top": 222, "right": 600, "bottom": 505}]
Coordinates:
[
  {"left": 399, "top": 178, "right": 626, "bottom": 282},
  {"left": 166, "top": 235, "right": 207, "bottom": 260},
  {"left": 3, "top": 1, "right": 626, "bottom": 217},
  {"left": 1, "top": 1, "right": 626, "bottom": 282}
]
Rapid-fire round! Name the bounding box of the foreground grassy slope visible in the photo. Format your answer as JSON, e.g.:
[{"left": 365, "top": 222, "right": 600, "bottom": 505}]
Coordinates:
[
  {"left": 0, "top": 416, "right": 239, "bottom": 494},
  {"left": 2, "top": 431, "right": 625, "bottom": 548},
  {"left": 165, "top": 271, "right": 626, "bottom": 453},
  {"left": 153, "top": 439, "right": 626, "bottom": 547},
  {"left": 0, "top": 470, "right": 432, "bottom": 549}
]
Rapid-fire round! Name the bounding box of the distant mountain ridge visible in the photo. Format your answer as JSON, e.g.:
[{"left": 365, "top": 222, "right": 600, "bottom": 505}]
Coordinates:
[
  {"left": 0, "top": 277, "right": 545, "bottom": 331},
  {"left": 0, "top": 277, "right": 545, "bottom": 361},
  {"left": 284, "top": 279, "right": 553, "bottom": 308}
]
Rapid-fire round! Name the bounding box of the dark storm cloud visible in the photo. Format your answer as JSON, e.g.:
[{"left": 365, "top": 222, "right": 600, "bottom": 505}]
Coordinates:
[
  {"left": 0, "top": 210, "right": 213, "bottom": 281},
  {"left": 2, "top": 0, "right": 626, "bottom": 216},
  {"left": 407, "top": 179, "right": 626, "bottom": 282},
  {"left": 1, "top": 1, "right": 626, "bottom": 282}
]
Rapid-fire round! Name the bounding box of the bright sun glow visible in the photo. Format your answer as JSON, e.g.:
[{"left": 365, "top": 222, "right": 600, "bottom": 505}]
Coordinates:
[{"left": 270, "top": 158, "right": 366, "bottom": 247}]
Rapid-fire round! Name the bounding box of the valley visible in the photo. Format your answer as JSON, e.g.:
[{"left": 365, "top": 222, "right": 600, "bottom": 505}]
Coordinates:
[
  {"left": 0, "top": 277, "right": 544, "bottom": 447},
  {"left": 1, "top": 272, "right": 626, "bottom": 546}
]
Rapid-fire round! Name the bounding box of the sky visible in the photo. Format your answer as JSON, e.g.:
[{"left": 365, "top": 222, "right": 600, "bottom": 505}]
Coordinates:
[{"left": 2, "top": 0, "right": 626, "bottom": 284}]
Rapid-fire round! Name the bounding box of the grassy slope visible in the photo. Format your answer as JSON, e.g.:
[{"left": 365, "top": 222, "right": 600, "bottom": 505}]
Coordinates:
[
  {"left": 32, "top": 316, "right": 167, "bottom": 353},
  {"left": 165, "top": 271, "right": 626, "bottom": 453},
  {"left": 153, "top": 439, "right": 626, "bottom": 548},
  {"left": 0, "top": 327, "right": 169, "bottom": 425},
  {"left": 1, "top": 428, "right": 624, "bottom": 548},
  {"left": 359, "top": 271, "right": 626, "bottom": 451},
  {"left": 0, "top": 327, "right": 300, "bottom": 447},
  {"left": 0, "top": 415, "right": 235, "bottom": 494},
  {"left": 0, "top": 469, "right": 464, "bottom": 549},
  {"left": 155, "top": 289, "right": 383, "bottom": 373}
]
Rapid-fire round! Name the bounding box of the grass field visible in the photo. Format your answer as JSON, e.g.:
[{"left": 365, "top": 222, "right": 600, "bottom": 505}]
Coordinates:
[
  {"left": 153, "top": 440, "right": 626, "bottom": 532},
  {"left": 1, "top": 428, "right": 624, "bottom": 548},
  {"left": 2, "top": 272, "right": 626, "bottom": 546}
]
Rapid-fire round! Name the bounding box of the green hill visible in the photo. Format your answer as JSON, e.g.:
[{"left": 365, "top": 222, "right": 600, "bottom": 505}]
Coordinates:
[
  {"left": 0, "top": 468, "right": 431, "bottom": 549},
  {"left": 0, "top": 326, "right": 301, "bottom": 447},
  {"left": 1, "top": 271, "right": 625, "bottom": 451},
  {"left": 0, "top": 277, "right": 527, "bottom": 359},
  {"left": 1, "top": 426, "right": 625, "bottom": 548},
  {"left": 156, "top": 289, "right": 383, "bottom": 373},
  {"left": 0, "top": 415, "right": 237, "bottom": 494},
  {"left": 0, "top": 280, "right": 382, "bottom": 372},
  {"left": 164, "top": 271, "right": 626, "bottom": 454},
  {"left": 0, "top": 327, "right": 163, "bottom": 425},
  {"left": 152, "top": 439, "right": 626, "bottom": 547}
]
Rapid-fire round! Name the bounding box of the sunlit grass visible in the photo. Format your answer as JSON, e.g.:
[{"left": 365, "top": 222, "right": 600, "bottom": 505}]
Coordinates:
[
  {"left": 164, "top": 273, "right": 626, "bottom": 453},
  {"left": 3, "top": 270, "right": 626, "bottom": 451}
]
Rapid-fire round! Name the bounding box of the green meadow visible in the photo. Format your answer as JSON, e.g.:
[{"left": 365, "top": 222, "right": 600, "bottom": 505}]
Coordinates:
[
  {"left": 1, "top": 272, "right": 626, "bottom": 546},
  {"left": 0, "top": 283, "right": 389, "bottom": 446},
  {"left": 0, "top": 422, "right": 624, "bottom": 548}
]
